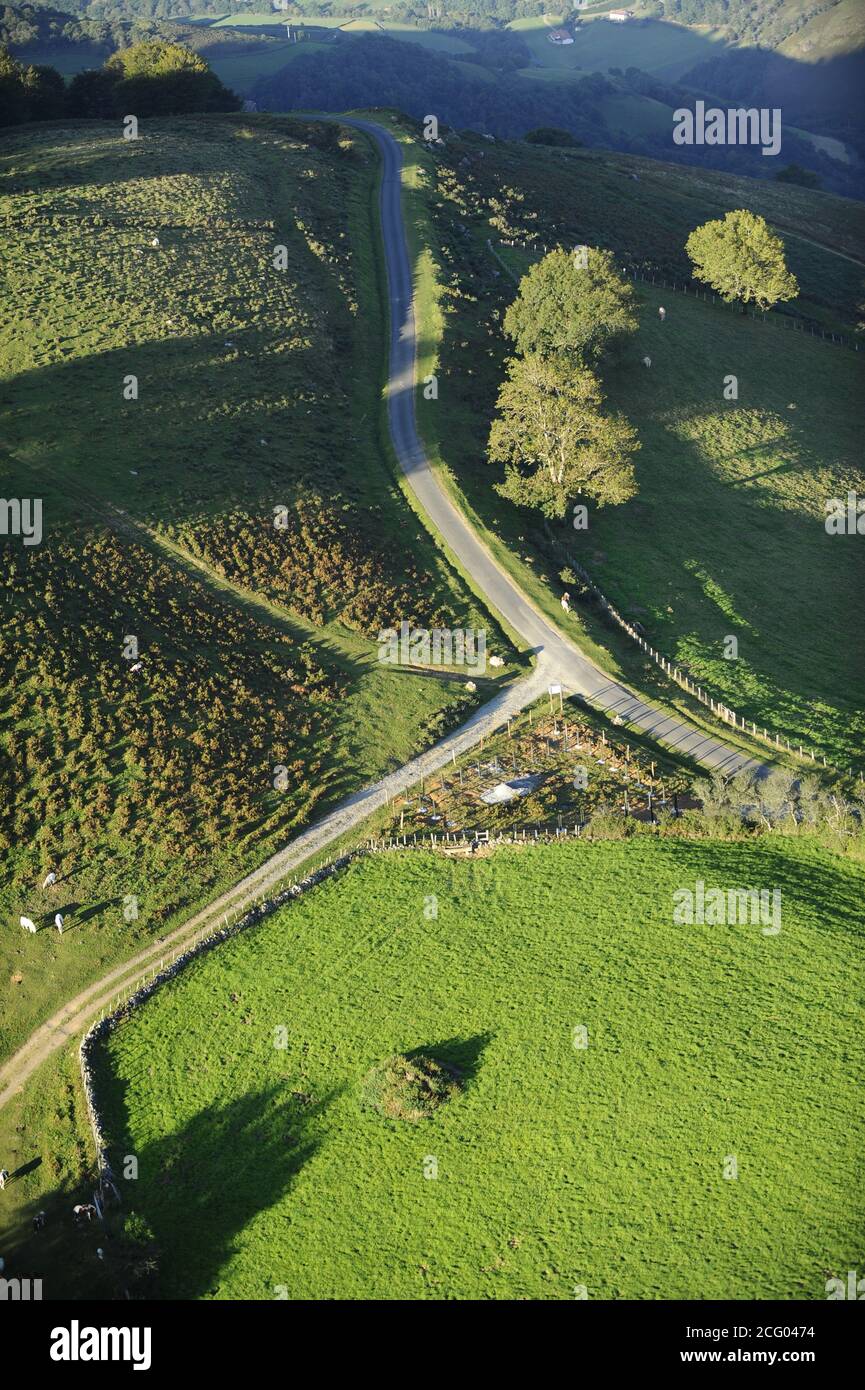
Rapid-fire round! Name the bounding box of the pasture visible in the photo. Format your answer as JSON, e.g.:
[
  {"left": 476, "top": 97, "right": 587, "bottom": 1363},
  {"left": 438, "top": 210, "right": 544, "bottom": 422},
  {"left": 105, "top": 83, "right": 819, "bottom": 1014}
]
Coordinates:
[
  {"left": 510, "top": 13, "right": 727, "bottom": 82},
  {"left": 89, "top": 837, "right": 864, "bottom": 1299},
  {"left": 0, "top": 115, "right": 503, "bottom": 1058},
  {"left": 414, "top": 128, "right": 865, "bottom": 768}
]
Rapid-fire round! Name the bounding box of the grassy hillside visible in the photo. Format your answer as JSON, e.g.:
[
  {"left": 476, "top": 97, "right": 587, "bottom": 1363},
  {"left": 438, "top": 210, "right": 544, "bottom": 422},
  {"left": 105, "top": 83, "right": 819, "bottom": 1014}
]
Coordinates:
[
  {"left": 58, "top": 837, "right": 865, "bottom": 1300},
  {"left": 0, "top": 114, "right": 511, "bottom": 1058},
  {"left": 510, "top": 12, "right": 728, "bottom": 82},
  {"left": 404, "top": 125, "right": 864, "bottom": 768}
]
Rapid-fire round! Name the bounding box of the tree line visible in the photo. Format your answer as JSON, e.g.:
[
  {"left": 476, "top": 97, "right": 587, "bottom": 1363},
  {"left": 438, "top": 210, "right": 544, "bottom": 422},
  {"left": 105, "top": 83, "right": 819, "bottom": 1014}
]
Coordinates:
[{"left": 0, "top": 38, "right": 239, "bottom": 124}]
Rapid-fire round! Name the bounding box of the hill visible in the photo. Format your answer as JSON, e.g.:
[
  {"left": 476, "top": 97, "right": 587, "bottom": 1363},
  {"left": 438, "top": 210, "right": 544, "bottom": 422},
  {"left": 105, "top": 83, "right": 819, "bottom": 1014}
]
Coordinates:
[
  {"left": 396, "top": 118, "right": 865, "bottom": 767},
  {"left": 0, "top": 113, "right": 506, "bottom": 1058}
]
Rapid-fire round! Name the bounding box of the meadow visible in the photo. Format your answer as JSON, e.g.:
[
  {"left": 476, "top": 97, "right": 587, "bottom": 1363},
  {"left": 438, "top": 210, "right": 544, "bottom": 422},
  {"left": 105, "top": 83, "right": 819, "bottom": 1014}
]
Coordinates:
[
  {"left": 509, "top": 12, "right": 728, "bottom": 83},
  {"left": 84, "top": 836, "right": 864, "bottom": 1300},
  {"left": 0, "top": 115, "right": 508, "bottom": 1058},
  {"left": 409, "top": 127, "right": 865, "bottom": 768}
]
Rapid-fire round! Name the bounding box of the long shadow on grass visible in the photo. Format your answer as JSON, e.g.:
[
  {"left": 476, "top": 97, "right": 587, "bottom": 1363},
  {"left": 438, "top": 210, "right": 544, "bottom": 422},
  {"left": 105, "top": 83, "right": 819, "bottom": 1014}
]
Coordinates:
[
  {"left": 653, "top": 837, "right": 865, "bottom": 940},
  {"left": 101, "top": 1081, "right": 336, "bottom": 1300},
  {"left": 408, "top": 1033, "right": 493, "bottom": 1087}
]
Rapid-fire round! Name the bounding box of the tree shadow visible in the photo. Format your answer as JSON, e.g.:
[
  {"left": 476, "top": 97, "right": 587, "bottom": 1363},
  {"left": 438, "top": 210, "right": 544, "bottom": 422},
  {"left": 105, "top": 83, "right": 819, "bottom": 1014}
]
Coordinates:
[
  {"left": 407, "top": 1032, "right": 493, "bottom": 1087},
  {"left": 98, "top": 1080, "right": 337, "bottom": 1300}
]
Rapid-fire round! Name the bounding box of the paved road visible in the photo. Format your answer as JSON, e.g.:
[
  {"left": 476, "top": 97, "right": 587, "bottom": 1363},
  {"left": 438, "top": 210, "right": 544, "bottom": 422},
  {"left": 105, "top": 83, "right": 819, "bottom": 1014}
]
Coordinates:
[
  {"left": 349, "top": 116, "right": 758, "bottom": 777},
  {"left": 0, "top": 664, "right": 553, "bottom": 1110},
  {"left": 0, "top": 115, "right": 761, "bottom": 1110}
]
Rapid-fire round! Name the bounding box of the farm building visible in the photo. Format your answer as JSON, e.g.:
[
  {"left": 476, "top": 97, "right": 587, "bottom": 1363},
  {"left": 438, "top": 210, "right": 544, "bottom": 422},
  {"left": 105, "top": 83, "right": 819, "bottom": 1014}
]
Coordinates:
[
  {"left": 548, "top": 27, "right": 575, "bottom": 44},
  {"left": 609, "top": 9, "right": 634, "bottom": 20}
]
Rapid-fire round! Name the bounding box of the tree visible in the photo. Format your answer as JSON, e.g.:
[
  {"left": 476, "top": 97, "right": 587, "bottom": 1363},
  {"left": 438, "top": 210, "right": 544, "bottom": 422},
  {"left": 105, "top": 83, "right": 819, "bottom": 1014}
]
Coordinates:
[
  {"left": 65, "top": 67, "right": 116, "bottom": 117},
  {"left": 22, "top": 63, "right": 65, "bottom": 120},
  {"left": 105, "top": 40, "right": 239, "bottom": 116},
  {"left": 685, "top": 209, "right": 799, "bottom": 311},
  {"left": 774, "top": 163, "right": 821, "bottom": 190},
  {"left": 0, "top": 44, "right": 24, "bottom": 125},
  {"left": 524, "top": 127, "right": 581, "bottom": 147},
  {"left": 488, "top": 354, "right": 639, "bottom": 520},
  {"left": 503, "top": 247, "right": 639, "bottom": 365}
]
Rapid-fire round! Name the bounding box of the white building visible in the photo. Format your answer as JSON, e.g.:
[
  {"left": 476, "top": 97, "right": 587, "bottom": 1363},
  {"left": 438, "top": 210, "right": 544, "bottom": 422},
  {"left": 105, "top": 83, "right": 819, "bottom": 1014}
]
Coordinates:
[
  {"left": 609, "top": 9, "right": 634, "bottom": 21},
  {"left": 548, "top": 27, "right": 575, "bottom": 44}
]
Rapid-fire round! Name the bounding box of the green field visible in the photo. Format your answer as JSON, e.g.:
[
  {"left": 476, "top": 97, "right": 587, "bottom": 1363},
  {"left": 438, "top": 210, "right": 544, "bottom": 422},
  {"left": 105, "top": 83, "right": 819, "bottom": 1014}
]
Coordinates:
[
  {"left": 74, "top": 837, "right": 865, "bottom": 1300},
  {"left": 207, "top": 39, "right": 330, "bottom": 92},
  {"left": 409, "top": 128, "right": 865, "bottom": 768},
  {"left": 510, "top": 13, "right": 727, "bottom": 81},
  {"left": 0, "top": 115, "right": 509, "bottom": 1059}
]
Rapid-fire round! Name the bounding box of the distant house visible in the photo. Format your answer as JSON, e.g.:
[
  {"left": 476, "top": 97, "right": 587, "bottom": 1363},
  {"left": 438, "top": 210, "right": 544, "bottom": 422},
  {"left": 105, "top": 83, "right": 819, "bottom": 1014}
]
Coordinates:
[
  {"left": 609, "top": 9, "right": 634, "bottom": 20},
  {"left": 548, "top": 27, "right": 574, "bottom": 44}
]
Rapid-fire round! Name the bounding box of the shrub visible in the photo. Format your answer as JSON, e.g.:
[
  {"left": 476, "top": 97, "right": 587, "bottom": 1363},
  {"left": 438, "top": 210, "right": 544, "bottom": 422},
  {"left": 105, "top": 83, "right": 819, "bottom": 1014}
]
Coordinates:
[{"left": 361, "top": 1053, "right": 462, "bottom": 1123}]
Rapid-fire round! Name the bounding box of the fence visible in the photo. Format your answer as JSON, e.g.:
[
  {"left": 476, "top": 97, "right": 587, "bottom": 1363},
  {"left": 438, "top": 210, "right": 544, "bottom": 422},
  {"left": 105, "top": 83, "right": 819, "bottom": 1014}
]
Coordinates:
[
  {"left": 79, "top": 810, "right": 639, "bottom": 1186},
  {"left": 558, "top": 553, "right": 858, "bottom": 778},
  {"left": 490, "top": 239, "right": 860, "bottom": 351},
  {"left": 78, "top": 848, "right": 360, "bottom": 1188},
  {"left": 487, "top": 237, "right": 857, "bottom": 778}
]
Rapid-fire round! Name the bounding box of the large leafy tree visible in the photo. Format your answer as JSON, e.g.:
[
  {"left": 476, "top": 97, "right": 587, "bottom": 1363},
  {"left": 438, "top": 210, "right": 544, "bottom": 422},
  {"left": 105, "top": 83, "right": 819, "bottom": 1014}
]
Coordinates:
[
  {"left": 503, "top": 246, "right": 639, "bottom": 364},
  {"left": 488, "top": 354, "right": 639, "bottom": 519},
  {"left": 685, "top": 209, "right": 799, "bottom": 310},
  {"left": 105, "top": 40, "right": 239, "bottom": 116},
  {"left": 0, "top": 45, "right": 65, "bottom": 123}
]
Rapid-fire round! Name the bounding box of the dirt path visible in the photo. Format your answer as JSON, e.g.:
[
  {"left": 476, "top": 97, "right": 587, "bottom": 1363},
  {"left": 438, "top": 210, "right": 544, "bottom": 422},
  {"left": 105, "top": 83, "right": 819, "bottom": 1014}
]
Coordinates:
[
  {"left": 0, "top": 115, "right": 758, "bottom": 1110},
  {"left": 0, "top": 664, "right": 552, "bottom": 1108}
]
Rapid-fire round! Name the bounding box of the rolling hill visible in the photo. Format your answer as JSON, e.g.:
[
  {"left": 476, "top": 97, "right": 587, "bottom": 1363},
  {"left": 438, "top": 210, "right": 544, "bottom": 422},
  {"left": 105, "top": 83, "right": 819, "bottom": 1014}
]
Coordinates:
[{"left": 0, "top": 112, "right": 504, "bottom": 1058}]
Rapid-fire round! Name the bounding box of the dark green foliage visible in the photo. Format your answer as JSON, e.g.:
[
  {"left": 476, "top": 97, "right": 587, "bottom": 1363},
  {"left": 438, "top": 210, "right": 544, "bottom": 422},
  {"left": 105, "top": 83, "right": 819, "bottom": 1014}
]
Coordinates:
[
  {"left": 524, "top": 127, "right": 581, "bottom": 147},
  {"left": 775, "top": 163, "right": 821, "bottom": 190},
  {"left": 0, "top": 36, "right": 239, "bottom": 126},
  {"left": 360, "top": 1053, "right": 462, "bottom": 1123}
]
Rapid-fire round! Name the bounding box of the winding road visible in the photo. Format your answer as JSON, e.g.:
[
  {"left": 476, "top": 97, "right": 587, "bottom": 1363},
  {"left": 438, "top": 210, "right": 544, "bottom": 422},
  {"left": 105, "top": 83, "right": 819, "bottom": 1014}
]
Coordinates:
[
  {"left": 351, "top": 116, "right": 758, "bottom": 777},
  {"left": 0, "top": 116, "right": 759, "bottom": 1111}
]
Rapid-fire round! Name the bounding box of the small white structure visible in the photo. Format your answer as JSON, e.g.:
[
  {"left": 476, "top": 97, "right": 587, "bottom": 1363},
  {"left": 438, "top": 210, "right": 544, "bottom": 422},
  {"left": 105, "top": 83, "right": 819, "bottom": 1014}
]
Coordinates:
[
  {"left": 609, "top": 9, "right": 634, "bottom": 21},
  {"left": 480, "top": 775, "right": 543, "bottom": 806},
  {"left": 548, "top": 27, "right": 574, "bottom": 44}
]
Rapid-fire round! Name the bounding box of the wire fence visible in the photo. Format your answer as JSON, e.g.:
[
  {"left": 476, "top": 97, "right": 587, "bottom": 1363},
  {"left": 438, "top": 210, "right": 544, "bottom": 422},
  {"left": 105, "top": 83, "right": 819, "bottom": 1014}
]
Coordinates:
[
  {"left": 554, "top": 554, "right": 860, "bottom": 779},
  {"left": 492, "top": 238, "right": 861, "bottom": 351},
  {"left": 487, "top": 237, "right": 859, "bottom": 778}
]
